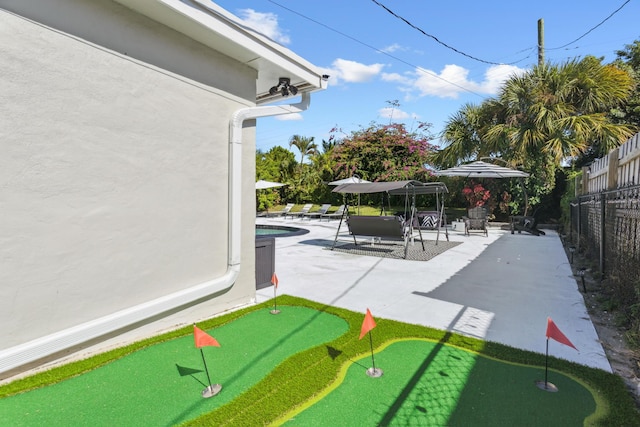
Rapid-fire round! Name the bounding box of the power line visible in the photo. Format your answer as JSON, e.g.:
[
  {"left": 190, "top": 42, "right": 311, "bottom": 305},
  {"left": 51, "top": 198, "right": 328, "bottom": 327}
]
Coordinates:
[
  {"left": 369, "top": 0, "right": 527, "bottom": 66},
  {"left": 547, "top": 0, "right": 631, "bottom": 50},
  {"left": 266, "top": 0, "right": 486, "bottom": 98}
]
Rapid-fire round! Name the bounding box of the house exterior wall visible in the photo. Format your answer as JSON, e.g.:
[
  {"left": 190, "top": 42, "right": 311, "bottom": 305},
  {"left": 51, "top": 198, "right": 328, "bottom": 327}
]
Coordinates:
[{"left": 1, "top": 2, "right": 257, "bottom": 370}]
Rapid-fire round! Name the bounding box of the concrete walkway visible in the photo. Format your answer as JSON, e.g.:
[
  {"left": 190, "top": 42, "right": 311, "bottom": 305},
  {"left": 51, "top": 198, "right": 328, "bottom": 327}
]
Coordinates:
[{"left": 256, "top": 216, "right": 611, "bottom": 372}]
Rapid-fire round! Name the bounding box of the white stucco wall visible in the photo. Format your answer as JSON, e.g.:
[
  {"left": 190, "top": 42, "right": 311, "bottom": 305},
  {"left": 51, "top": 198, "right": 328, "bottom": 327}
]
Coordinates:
[{"left": 0, "top": 3, "right": 257, "bottom": 370}]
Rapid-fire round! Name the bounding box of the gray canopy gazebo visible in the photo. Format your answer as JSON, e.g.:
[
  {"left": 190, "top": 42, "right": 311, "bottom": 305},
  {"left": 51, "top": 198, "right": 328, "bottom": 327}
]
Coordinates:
[{"left": 331, "top": 180, "right": 449, "bottom": 250}]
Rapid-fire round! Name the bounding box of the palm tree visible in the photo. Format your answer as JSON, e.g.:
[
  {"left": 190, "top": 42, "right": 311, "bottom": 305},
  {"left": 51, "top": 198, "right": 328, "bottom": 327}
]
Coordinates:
[
  {"left": 433, "top": 56, "right": 635, "bottom": 217},
  {"left": 431, "top": 102, "right": 504, "bottom": 168},
  {"left": 435, "top": 56, "right": 635, "bottom": 167},
  {"left": 288, "top": 135, "right": 318, "bottom": 167},
  {"left": 487, "top": 57, "right": 635, "bottom": 163}
]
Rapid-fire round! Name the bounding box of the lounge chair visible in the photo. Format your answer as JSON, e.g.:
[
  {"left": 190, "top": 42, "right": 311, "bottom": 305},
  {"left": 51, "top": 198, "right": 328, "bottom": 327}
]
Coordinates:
[
  {"left": 286, "top": 203, "right": 313, "bottom": 219},
  {"left": 302, "top": 203, "right": 332, "bottom": 220},
  {"left": 265, "top": 203, "right": 294, "bottom": 218},
  {"left": 510, "top": 208, "right": 545, "bottom": 236},
  {"left": 463, "top": 206, "right": 488, "bottom": 236},
  {"left": 320, "top": 204, "right": 346, "bottom": 221}
]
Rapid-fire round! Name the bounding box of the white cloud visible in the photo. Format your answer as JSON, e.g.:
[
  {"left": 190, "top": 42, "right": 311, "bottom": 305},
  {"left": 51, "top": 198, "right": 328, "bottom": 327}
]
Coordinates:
[
  {"left": 414, "top": 64, "right": 474, "bottom": 98},
  {"left": 479, "top": 64, "right": 526, "bottom": 93},
  {"left": 237, "top": 9, "right": 290, "bottom": 45},
  {"left": 274, "top": 113, "right": 303, "bottom": 121},
  {"left": 324, "top": 59, "right": 385, "bottom": 85},
  {"left": 393, "top": 64, "right": 527, "bottom": 99},
  {"left": 380, "top": 43, "right": 406, "bottom": 54},
  {"left": 378, "top": 107, "right": 416, "bottom": 121},
  {"left": 381, "top": 72, "right": 413, "bottom": 85}
]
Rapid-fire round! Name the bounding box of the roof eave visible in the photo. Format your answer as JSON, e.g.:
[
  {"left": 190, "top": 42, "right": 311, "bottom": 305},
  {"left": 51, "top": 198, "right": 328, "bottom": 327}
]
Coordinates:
[{"left": 113, "top": 0, "right": 328, "bottom": 102}]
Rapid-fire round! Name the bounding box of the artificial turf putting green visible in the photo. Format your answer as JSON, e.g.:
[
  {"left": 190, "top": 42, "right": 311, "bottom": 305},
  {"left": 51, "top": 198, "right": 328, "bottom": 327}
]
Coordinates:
[
  {"left": 281, "top": 339, "right": 595, "bottom": 426},
  {"left": 0, "top": 306, "right": 348, "bottom": 426},
  {"left": 1, "top": 296, "right": 637, "bottom": 426}
]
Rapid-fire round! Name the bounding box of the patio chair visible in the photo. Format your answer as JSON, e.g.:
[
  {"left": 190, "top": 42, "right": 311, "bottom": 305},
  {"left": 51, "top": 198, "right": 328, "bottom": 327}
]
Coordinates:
[
  {"left": 264, "top": 203, "right": 295, "bottom": 218},
  {"left": 463, "top": 206, "right": 488, "bottom": 236},
  {"left": 286, "top": 203, "right": 313, "bottom": 219},
  {"left": 320, "top": 204, "right": 346, "bottom": 221},
  {"left": 302, "top": 203, "right": 332, "bottom": 220}
]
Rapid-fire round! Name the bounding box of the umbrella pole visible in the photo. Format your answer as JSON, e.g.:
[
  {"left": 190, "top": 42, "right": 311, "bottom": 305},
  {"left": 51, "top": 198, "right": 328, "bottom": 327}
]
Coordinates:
[
  {"left": 519, "top": 177, "right": 529, "bottom": 216},
  {"left": 435, "top": 192, "right": 441, "bottom": 244}
]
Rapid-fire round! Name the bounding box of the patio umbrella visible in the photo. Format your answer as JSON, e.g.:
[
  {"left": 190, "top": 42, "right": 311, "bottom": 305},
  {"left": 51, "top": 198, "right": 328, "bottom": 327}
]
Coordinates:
[
  {"left": 437, "top": 160, "right": 530, "bottom": 215},
  {"left": 328, "top": 175, "right": 371, "bottom": 213},
  {"left": 256, "top": 180, "right": 287, "bottom": 216},
  {"left": 436, "top": 161, "right": 529, "bottom": 178},
  {"left": 256, "top": 179, "right": 286, "bottom": 189},
  {"left": 328, "top": 175, "right": 371, "bottom": 185}
]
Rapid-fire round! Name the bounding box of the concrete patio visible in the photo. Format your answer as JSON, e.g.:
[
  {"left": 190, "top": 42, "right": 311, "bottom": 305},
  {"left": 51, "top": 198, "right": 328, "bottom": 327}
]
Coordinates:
[{"left": 256, "top": 216, "right": 611, "bottom": 372}]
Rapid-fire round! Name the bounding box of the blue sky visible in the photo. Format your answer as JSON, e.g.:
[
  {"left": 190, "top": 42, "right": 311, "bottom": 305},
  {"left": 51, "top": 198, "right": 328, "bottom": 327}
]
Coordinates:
[{"left": 213, "top": 0, "right": 639, "bottom": 153}]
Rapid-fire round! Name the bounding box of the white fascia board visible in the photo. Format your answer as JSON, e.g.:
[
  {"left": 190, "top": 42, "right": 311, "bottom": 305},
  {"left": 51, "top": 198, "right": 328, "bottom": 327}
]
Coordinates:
[{"left": 114, "top": 0, "right": 327, "bottom": 97}]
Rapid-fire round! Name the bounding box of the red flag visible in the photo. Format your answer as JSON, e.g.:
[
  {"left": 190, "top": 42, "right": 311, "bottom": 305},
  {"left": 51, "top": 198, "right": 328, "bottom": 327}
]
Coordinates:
[
  {"left": 194, "top": 325, "right": 220, "bottom": 348},
  {"left": 546, "top": 317, "right": 577, "bottom": 350},
  {"left": 359, "top": 308, "right": 377, "bottom": 340},
  {"left": 271, "top": 273, "right": 278, "bottom": 288}
]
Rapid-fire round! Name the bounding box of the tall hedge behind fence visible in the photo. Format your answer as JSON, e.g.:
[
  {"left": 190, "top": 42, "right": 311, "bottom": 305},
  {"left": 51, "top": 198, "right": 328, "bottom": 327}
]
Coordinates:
[{"left": 570, "top": 132, "right": 640, "bottom": 322}]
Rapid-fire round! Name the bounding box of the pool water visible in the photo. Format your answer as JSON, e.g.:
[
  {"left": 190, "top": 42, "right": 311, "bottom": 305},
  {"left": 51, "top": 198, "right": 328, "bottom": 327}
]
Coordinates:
[{"left": 256, "top": 224, "right": 309, "bottom": 238}]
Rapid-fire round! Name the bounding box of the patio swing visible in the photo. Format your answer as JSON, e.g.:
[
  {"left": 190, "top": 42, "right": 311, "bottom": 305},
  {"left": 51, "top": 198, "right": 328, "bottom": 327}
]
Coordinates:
[{"left": 329, "top": 180, "right": 449, "bottom": 259}]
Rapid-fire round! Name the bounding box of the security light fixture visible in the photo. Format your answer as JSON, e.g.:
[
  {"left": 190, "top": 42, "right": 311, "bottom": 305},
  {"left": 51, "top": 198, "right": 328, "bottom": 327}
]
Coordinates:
[{"left": 269, "top": 77, "right": 298, "bottom": 97}]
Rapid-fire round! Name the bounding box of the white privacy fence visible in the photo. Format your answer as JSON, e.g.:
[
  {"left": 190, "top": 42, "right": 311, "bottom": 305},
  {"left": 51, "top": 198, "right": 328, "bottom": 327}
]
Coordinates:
[{"left": 581, "top": 132, "right": 640, "bottom": 194}]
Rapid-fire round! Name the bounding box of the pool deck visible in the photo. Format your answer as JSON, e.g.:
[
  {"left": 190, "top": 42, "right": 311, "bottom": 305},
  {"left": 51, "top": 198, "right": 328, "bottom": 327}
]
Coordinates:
[{"left": 255, "top": 216, "right": 611, "bottom": 372}]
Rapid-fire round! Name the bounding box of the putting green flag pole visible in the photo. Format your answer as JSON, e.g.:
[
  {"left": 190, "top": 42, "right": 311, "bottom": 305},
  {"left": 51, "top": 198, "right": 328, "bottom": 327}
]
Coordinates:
[
  {"left": 537, "top": 317, "right": 577, "bottom": 392},
  {"left": 270, "top": 272, "right": 280, "bottom": 314},
  {"left": 193, "top": 325, "right": 222, "bottom": 398},
  {"left": 359, "top": 308, "right": 382, "bottom": 378}
]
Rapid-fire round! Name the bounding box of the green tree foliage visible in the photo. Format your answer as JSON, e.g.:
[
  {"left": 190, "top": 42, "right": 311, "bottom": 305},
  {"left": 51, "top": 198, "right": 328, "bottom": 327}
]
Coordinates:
[
  {"left": 255, "top": 147, "right": 296, "bottom": 210},
  {"left": 611, "top": 39, "right": 640, "bottom": 129},
  {"left": 287, "top": 135, "right": 319, "bottom": 202},
  {"left": 432, "top": 56, "right": 636, "bottom": 218},
  {"left": 331, "top": 122, "right": 437, "bottom": 182},
  {"left": 430, "top": 102, "right": 503, "bottom": 168},
  {"left": 487, "top": 57, "right": 635, "bottom": 164},
  {"left": 309, "top": 139, "right": 340, "bottom": 203}
]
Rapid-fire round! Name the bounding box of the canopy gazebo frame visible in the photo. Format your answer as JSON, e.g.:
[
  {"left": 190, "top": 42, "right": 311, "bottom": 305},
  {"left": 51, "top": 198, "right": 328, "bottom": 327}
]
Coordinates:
[{"left": 330, "top": 180, "right": 449, "bottom": 253}]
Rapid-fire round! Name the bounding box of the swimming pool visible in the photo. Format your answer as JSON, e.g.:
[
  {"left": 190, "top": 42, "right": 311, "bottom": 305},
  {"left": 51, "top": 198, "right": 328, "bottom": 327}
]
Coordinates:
[{"left": 256, "top": 224, "right": 309, "bottom": 238}]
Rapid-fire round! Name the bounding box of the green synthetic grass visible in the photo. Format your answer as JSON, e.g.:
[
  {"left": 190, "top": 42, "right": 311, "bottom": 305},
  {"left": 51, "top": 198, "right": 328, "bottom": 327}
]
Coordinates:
[
  {"left": 1, "top": 296, "right": 639, "bottom": 426},
  {"left": 0, "top": 306, "right": 347, "bottom": 426},
  {"left": 282, "top": 340, "right": 595, "bottom": 426}
]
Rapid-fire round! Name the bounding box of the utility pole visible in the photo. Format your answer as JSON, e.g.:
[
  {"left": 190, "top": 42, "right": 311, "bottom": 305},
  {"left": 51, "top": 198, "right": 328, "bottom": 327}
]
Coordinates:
[{"left": 538, "top": 18, "right": 544, "bottom": 66}]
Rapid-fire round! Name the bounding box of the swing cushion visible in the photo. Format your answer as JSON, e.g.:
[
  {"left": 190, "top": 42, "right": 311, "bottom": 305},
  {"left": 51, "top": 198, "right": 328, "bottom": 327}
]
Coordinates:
[
  {"left": 395, "top": 211, "right": 443, "bottom": 229},
  {"left": 346, "top": 215, "right": 407, "bottom": 241},
  {"left": 417, "top": 211, "right": 443, "bottom": 229}
]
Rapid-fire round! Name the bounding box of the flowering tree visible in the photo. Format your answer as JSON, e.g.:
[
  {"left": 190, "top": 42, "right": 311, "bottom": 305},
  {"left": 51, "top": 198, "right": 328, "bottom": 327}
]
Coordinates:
[
  {"left": 330, "top": 122, "right": 436, "bottom": 182},
  {"left": 462, "top": 182, "right": 491, "bottom": 207}
]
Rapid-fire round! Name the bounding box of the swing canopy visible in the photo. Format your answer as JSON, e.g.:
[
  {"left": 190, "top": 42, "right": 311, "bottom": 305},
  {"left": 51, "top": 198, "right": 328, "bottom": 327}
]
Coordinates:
[{"left": 332, "top": 180, "right": 447, "bottom": 195}]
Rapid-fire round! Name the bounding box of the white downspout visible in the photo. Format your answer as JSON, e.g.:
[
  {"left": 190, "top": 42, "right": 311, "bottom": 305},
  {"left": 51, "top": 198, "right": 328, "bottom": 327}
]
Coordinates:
[
  {"left": 229, "top": 92, "right": 310, "bottom": 264},
  {"left": 0, "top": 92, "right": 312, "bottom": 377}
]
